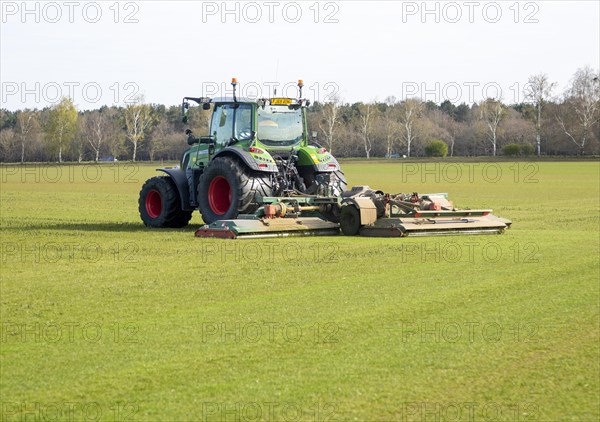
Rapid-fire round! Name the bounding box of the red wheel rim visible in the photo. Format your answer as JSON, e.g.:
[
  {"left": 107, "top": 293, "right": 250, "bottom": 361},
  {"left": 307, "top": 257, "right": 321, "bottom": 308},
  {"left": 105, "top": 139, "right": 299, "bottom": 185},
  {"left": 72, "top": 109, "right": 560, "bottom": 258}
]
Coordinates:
[
  {"left": 208, "top": 176, "right": 232, "bottom": 215},
  {"left": 145, "top": 189, "right": 162, "bottom": 218}
]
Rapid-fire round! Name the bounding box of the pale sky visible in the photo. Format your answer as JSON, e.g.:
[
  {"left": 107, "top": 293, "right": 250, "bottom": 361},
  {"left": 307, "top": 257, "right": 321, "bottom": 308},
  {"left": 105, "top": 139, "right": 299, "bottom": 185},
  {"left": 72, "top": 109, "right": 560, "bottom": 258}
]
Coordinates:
[{"left": 1, "top": 0, "right": 599, "bottom": 110}]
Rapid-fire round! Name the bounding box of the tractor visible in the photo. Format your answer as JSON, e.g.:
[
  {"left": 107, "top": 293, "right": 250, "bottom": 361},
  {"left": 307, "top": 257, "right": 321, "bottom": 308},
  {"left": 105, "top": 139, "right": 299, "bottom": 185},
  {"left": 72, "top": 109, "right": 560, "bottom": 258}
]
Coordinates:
[
  {"left": 138, "top": 79, "right": 346, "bottom": 228},
  {"left": 139, "top": 79, "right": 511, "bottom": 238}
]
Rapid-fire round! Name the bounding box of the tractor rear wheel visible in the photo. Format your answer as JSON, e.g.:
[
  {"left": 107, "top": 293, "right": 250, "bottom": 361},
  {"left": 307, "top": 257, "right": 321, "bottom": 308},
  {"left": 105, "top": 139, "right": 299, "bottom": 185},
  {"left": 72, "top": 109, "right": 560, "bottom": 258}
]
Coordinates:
[
  {"left": 139, "top": 176, "right": 193, "bottom": 228},
  {"left": 197, "top": 156, "right": 272, "bottom": 224}
]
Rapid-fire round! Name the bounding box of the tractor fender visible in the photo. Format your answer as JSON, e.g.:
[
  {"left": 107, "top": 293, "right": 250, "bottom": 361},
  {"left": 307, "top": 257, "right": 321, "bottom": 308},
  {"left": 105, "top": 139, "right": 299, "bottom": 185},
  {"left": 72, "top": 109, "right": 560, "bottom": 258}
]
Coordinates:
[
  {"left": 297, "top": 148, "right": 341, "bottom": 172},
  {"left": 313, "top": 156, "right": 341, "bottom": 172},
  {"left": 214, "top": 148, "right": 278, "bottom": 173},
  {"left": 157, "top": 168, "right": 193, "bottom": 211},
  {"left": 341, "top": 197, "right": 378, "bottom": 225}
]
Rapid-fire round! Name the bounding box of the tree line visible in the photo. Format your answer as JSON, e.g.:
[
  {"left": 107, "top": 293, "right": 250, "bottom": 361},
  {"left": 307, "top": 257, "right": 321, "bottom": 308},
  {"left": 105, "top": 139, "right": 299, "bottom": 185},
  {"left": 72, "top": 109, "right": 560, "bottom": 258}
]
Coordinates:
[{"left": 1, "top": 67, "right": 598, "bottom": 163}]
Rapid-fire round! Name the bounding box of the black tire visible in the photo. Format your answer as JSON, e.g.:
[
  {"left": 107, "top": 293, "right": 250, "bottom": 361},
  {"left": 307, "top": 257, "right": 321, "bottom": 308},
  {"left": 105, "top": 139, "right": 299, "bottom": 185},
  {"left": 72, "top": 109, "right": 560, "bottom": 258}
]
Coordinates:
[
  {"left": 303, "top": 169, "right": 348, "bottom": 197},
  {"left": 139, "top": 176, "right": 193, "bottom": 228},
  {"left": 169, "top": 208, "right": 195, "bottom": 228},
  {"left": 197, "top": 156, "right": 272, "bottom": 224},
  {"left": 331, "top": 169, "right": 348, "bottom": 196},
  {"left": 340, "top": 205, "right": 362, "bottom": 236},
  {"left": 302, "top": 169, "right": 347, "bottom": 222}
]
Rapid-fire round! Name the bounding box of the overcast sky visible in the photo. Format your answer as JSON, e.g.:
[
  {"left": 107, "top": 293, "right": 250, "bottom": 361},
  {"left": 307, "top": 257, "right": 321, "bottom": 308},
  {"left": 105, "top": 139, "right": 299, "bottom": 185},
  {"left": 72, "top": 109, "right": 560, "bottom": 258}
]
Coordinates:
[{"left": 1, "top": 0, "right": 599, "bottom": 110}]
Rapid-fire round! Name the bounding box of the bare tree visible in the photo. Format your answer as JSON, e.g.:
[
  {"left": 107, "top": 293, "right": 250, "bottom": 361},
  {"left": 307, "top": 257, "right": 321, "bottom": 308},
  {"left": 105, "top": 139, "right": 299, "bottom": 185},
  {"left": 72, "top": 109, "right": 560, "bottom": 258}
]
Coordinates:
[
  {"left": 479, "top": 99, "right": 505, "bottom": 156},
  {"left": 124, "top": 96, "right": 154, "bottom": 161},
  {"left": 0, "top": 127, "right": 15, "bottom": 162},
  {"left": 15, "top": 110, "right": 37, "bottom": 163},
  {"left": 524, "top": 73, "right": 557, "bottom": 156},
  {"left": 445, "top": 120, "right": 459, "bottom": 158},
  {"left": 398, "top": 98, "right": 423, "bottom": 157},
  {"left": 429, "top": 109, "right": 460, "bottom": 157},
  {"left": 382, "top": 98, "right": 401, "bottom": 158},
  {"left": 556, "top": 66, "right": 600, "bottom": 155},
  {"left": 318, "top": 96, "right": 340, "bottom": 153},
  {"left": 357, "top": 102, "right": 376, "bottom": 159},
  {"left": 73, "top": 126, "right": 86, "bottom": 163},
  {"left": 82, "top": 110, "right": 112, "bottom": 162},
  {"left": 149, "top": 116, "right": 171, "bottom": 161}
]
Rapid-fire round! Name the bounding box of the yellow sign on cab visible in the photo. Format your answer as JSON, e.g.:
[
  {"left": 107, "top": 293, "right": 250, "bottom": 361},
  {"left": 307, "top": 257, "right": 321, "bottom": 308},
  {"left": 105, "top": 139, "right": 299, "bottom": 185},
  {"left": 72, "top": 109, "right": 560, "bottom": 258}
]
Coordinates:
[{"left": 270, "top": 98, "right": 292, "bottom": 105}]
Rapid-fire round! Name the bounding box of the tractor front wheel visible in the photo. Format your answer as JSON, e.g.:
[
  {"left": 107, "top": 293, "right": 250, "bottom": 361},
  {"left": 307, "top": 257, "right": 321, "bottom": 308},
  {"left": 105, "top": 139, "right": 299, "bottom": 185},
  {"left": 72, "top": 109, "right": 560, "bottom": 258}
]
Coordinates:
[
  {"left": 139, "top": 176, "right": 193, "bottom": 228},
  {"left": 197, "top": 157, "right": 272, "bottom": 224}
]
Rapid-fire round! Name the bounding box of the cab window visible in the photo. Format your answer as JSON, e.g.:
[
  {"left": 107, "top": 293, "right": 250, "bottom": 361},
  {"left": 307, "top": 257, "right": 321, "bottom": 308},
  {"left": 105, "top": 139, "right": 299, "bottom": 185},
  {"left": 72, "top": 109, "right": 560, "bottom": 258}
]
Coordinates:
[{"left": 210, "top": 104, "right": 253, "bottom": 146}]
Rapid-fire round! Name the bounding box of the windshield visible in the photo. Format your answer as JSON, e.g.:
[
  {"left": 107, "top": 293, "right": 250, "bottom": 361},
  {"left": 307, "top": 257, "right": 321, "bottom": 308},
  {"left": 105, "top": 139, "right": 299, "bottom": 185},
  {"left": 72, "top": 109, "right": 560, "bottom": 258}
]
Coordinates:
[{"left": 257, "top": 105, "right": 303, "bottom": 146}]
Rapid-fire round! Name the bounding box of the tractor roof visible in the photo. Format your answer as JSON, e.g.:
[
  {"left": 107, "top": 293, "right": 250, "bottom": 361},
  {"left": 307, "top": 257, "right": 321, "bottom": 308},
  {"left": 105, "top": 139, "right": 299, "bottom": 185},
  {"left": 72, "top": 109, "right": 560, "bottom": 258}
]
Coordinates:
[{"left": 210, "top": 97, "right": 310, "bottom": 107}]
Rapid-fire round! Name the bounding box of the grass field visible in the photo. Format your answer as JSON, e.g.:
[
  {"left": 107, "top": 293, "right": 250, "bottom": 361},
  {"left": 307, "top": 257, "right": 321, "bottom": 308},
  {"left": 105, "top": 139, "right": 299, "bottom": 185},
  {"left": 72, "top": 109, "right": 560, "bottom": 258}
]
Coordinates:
[{"left": 1, "top": 161, "right": 598, "bottom": 421}]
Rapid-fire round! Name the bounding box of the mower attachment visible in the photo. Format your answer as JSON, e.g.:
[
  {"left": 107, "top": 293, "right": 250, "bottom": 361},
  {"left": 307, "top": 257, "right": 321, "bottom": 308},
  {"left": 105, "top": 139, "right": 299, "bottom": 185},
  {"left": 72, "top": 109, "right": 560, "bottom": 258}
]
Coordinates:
[
  {"left": 340, "top": 186, "right": 511, "bottom": 237},
  {"left": 195, "top": 215, "right": 340, "bottom": 239},
  {"left": 194, "top": 186, "right": 512, "bottom": 239}
]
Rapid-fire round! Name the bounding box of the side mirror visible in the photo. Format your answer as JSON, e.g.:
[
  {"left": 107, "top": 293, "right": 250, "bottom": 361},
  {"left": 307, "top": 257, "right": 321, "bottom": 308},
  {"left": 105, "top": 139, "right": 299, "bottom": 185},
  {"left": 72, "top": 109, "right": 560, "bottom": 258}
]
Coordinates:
[
  {"left": 182, "top": 100, "right": 190, "bottom": 124},
  {"left": 200, "top": 135, "right": 216, "bottom": 145},
  {"left": 186, "top": 129, "right": 199, "bottom": 145},
  {"left": 311, "top": 131, "right": 318, "bottom": 140},
  {"left": 202, "top": 103, "right": 211, "bottom": 111}
]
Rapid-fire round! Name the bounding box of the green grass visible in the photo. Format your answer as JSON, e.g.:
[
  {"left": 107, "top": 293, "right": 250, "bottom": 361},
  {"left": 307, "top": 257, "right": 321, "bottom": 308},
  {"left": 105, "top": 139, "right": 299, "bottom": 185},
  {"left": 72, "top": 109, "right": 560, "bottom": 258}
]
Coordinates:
[{"left": 1, "top": 161, "right": 598, "bottom": 421}]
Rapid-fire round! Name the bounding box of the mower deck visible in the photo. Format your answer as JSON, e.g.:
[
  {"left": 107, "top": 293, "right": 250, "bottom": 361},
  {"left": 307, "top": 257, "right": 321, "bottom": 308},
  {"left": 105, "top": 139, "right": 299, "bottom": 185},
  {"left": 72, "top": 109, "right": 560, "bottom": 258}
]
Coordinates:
[
  {"left": 194, "top": 186, "right": 512, "bottom": 239},
  {"left": 358, "top": 214, "right": 510, "bottom": 237},
  {"left": 195, "top": 216, "right": 340, "bottom": 239}
]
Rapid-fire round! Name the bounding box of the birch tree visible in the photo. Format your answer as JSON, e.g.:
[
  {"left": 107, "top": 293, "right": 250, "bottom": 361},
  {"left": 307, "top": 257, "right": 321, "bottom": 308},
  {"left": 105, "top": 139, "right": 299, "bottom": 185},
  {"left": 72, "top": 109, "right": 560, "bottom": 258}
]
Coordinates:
[
  {"left": 524, "top": 73, "right": 556, "bottom": 156},
  {"left": 382, "top": 98, "right": 401, "bottom": 158},
  {"left": 357, "top": 102, "right": 376, "bottom": 159},
  {"left": 318, "top": 96, "right": 340, "bottom": 153},
  {"left": 83, "top": 110, "right": 114, "bottom": 162},
  {"left": 15, "top": 110, "right": 38, "bottom": 163},
  {"left": 124, "top": 96, "right": 153, "bottom": 161},
  {"left": 398, "top": 98, "right": 423, "bottom": 157},
  {"left": 556, "top": 66, "right": 600, "bottom": 155},
  {"left": 479, "top": 99, "right": 505, "bottom": 156}
]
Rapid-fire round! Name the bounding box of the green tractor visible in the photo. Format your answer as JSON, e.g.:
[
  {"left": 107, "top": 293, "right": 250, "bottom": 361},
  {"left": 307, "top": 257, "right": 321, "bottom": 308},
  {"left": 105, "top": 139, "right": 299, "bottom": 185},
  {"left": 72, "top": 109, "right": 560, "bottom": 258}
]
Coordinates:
[{"left": 138, "top": 79, "right": 346, "bottom": 227}]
